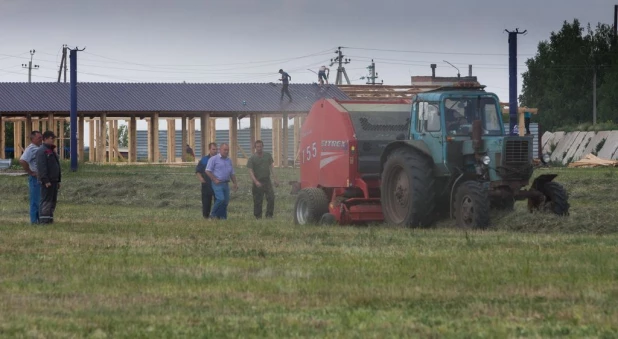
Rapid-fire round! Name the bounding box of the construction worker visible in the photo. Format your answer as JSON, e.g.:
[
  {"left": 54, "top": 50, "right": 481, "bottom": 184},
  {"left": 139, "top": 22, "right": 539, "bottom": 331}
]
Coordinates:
[
  {"left": 247, "top": 140, "right": 279, "bottom": 219},
  {"left": 318, "top": 65, "right": 329, "bottom": 85},
  {"left": 19, "top": 130, "right": 43, "bottom": 224},
  {"left": 35, "top": 131, "right": 61, "bottom": 224},
  {"left": 278, "top": 69, "right": 292, "bottom": 102},
  {"left": 524, "top": 111, "right": 532, "bottom": 135}
]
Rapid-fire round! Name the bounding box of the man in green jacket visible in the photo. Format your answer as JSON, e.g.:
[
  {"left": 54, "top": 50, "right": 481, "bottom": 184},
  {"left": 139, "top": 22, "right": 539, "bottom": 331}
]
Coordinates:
[{"left": 247, "top": 140, "right": 279, "bottom": 219}]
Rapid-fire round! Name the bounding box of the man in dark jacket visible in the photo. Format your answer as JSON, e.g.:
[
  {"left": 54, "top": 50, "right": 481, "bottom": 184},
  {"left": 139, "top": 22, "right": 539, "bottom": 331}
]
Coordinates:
[
  {"left": 195, "top": 142, "right": 218, "bottom": 218},
  {"left": 36, "top": 131, "right": 61, "bottom": 224}
]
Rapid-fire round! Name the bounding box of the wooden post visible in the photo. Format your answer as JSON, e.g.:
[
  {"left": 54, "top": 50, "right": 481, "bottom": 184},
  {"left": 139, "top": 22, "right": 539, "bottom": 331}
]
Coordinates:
[
  {"left": 99, "top": 113, "right": 107, "bottom": 163},
  {"left": 0, "top": 114, "right": 4, "bottom": 159},
  {"left": 209, "top": 117, "right": 216, "bottom": 144},
  {"left": 25, "top": 114, "right": 32, "bottom": 143},
  {"left": 518, "top": 109, "right": 525, "bottom": 137},
  {"left": 272, "top": 117, "right": 281, "bottom": 167},
  {"left": 255, "top": 116, "right": 261, "bottom": 141},
  {"left": 188, "top": 117, "right": 195, "bottom": 155},
  {"left": 283, "top": 113, "right": 289, "bottom": 168},
  {"left": 201, "top": 113, "right": 210, "bottom": 157},
  {"left": 167, "top": 118, "right": 176, "bottom": 163},
  {"left": 293, "top": 116, "right": 300, "bottom": 167},
  {"left": 250, "top": 115, "right": 256, "bottom": 147},
  {"left": 48, "top": 113, "right": 54, "bottom": 134},
  {"left": 14, "top": 120, "right": 22, "bottom": 159},
  {"left": 129, "top": 116, "right": 137, "bottom": 163},
  {"left": 181, "top": 115, "right": 187, "bottom": 162},
  {"left": 78, "top": 114, "right": 85, "bottom": 163},
  {"left": 108, "top": 120, "right": 116, "bottom": 162},
  {"left": 89, "top": 119, "right": 95, "bottom": 162},
  {"left": 152, "top": 113, "right": 160, "bottom": 162},
  {"left": 31, "top": 118, "right": 38, "bottom": 134},
  {"left": 58, "top": 118, "right": 65, "bottom": 160},
  {"left": 229, "top": 115, "right": 238, "bottom": 167}
]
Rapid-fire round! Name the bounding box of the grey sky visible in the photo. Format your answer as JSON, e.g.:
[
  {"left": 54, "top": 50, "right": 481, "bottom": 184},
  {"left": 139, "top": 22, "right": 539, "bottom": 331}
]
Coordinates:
[{"left": 0, "top": 0, "right": 615, "bottom": 143}]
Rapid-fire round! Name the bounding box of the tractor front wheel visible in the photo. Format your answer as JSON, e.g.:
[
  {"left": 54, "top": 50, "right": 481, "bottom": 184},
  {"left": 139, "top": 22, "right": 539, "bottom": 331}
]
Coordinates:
[
  {"left": 541, "top": 182, "right": 570, "bottom": 216},
  {"left": 294, "top": 188, "right": 330, "bottom": 225},
  {"left": 381, "top": 148, "right": 436, "bottom": 227},
  {"left": 454, "top": 181, "right": 490, "bottom": 229}
]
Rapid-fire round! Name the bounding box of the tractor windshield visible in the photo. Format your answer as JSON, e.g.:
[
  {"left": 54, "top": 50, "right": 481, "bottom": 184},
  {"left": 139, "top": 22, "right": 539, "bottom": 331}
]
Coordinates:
[{"left": 443, "top": 96, "right": 502, "bottom": 136}]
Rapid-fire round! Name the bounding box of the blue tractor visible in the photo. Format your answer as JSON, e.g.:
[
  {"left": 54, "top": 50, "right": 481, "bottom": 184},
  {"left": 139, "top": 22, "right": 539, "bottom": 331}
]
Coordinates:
[{"left": 379, "top": 83, "right": 569, "bottom": 228}]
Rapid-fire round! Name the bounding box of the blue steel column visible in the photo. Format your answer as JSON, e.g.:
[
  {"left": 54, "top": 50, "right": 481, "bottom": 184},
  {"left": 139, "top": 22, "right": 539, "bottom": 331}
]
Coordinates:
[
  {"left": 508, "top": 31, "right": 517, "bottom": 135},
  {"left": 70, "top": 49, "right": 78, "bottom": 171}
]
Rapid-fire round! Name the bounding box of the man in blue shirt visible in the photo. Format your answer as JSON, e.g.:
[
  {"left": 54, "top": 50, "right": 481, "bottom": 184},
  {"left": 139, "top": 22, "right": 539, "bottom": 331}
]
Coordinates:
[
  {"left": 205, "top": 143, "right": 238, "bottom": 220},
  {"left": 524, "top": 111, "right": 532, "bottom": 135},
  {"left": 278, "top": 69, "right": 292, "bottom": 103},
  {"left": 19, "top": 130, "right": 42, "bottom": 224},
  {"left": 195, "top": 142, "right": 218, "bottom": 218}
]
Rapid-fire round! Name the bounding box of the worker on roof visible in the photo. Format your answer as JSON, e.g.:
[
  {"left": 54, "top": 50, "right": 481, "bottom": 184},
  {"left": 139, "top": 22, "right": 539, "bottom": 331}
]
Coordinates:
[
  {"left": 278, "top": 69, "right": 292, "bottom": 103},
  {"left": 318, "top": 65, "right": 329, "bottom": 85}
]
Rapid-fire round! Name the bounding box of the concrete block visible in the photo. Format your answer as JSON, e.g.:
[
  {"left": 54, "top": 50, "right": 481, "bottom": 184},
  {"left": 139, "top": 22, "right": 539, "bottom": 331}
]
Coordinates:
[
  {"left": 581, "top": 131, "right": 610, "bottom": 158},
  {"left": 550, "top": 132, "right": 579, "bottom": 163},
  {"left": 541, "top": 131, "right": 554, "bottom": 149},
  {"left": 570, "top": 131, "right": 596, "bottom": 162},
  {"left": 598, "top": 131, "right": 618, "bottom": 160},
  {"left": 563, "top": 132, "right": 589, "bottom": 164}
]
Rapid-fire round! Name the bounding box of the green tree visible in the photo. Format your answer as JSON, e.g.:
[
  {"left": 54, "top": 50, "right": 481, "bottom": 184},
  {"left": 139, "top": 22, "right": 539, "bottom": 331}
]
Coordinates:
[
  {"left": 118, "top": 125, "right": 128, "bottom": 147},
  {"left": 519, "top": 19, "right": 615, "bottom": 131}
]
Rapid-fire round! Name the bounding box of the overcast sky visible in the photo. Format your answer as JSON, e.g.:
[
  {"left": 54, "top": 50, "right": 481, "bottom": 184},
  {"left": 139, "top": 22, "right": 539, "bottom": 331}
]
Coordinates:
[{"left": 0, "top": 0, "right": 615, "bottom": 144}]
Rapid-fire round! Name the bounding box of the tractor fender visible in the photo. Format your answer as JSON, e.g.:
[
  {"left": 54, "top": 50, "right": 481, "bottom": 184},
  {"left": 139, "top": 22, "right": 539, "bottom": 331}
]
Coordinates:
[
  {"left": 530, "top": 174, "right": 558, "bottom": 192},
  {"left": 379, "top": 140, "right": 433, "bottom": 174}
]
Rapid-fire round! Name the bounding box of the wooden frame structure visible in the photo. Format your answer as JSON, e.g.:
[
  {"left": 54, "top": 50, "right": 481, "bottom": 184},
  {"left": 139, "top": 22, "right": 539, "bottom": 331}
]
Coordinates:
[{"left": 0, "top": 112, "right": 306, "bottom": 168}]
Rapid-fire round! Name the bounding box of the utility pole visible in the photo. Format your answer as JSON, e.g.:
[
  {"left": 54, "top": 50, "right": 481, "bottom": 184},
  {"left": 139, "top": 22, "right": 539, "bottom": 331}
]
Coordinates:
[
  {"left": 22, "top": 49, "right": 39, "bottom": 83},
  {"left": 505, "top": 28, "right": 527, "bottom": 135},
  {"left": 69, "top": 46, "right": 86, "bottom": 172},
  {"left": 330, "top": 47, "right": 351, "bottom": 85},
  {"left": 365, "top": 59, "right": 382, "bottom": 85},
  {"left": 593, "top": 68, "right": 597, "bottom": 125},
  {"left": 57, "top": 44, "right": 67, "bottom": 83}
]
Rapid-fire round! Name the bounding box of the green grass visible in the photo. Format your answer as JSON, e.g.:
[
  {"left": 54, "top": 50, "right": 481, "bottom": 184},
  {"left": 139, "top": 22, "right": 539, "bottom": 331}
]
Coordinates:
[{"left": 1, "top": 162, "right": 618, "bottom": 338}]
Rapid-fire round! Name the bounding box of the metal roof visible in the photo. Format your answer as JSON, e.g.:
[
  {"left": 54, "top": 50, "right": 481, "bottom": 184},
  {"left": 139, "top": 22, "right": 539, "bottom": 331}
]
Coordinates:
[{"left": 0, "top": 82, "right": 350, "bottom": 113}]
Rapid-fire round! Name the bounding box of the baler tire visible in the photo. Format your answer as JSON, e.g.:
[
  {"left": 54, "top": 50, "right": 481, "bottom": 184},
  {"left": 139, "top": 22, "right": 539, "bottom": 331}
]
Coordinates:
[
  {"left": 294, "top": 188, "right": 330, "bottom": 225},
  {"left": 319, "top": 213, "right": 337, "bottom": 225},
  {"left": 454, "top": 181, "right": 490, "bottom": 229},
  {"left": 380, "top": 148, "right": 436, "bottom": 227},
  {"left": 541, "top": 182, "right": 570, "bottom": 216}
]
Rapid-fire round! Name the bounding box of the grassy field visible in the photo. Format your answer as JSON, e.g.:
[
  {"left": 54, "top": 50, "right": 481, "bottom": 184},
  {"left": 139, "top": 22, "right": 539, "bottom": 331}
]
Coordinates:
[{"left": 1, "top": 162, "right": 617, "bottom": 338}]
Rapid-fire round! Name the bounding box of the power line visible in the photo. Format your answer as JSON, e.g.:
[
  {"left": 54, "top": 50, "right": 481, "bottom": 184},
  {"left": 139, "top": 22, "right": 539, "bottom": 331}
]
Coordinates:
[{"left": 344, "top": 46, "right": 537, "bottom": 56}]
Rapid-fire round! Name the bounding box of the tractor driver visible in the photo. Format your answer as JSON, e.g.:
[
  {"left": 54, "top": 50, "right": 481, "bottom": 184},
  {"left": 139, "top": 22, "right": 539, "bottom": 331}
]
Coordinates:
[{"left": 445, "top": 108, "right": 468, "bottom": 133}]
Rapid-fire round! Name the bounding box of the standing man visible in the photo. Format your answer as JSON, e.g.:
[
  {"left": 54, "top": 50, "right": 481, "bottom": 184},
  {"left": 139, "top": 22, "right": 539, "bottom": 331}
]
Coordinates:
[
  {"left": 278, "top": 69, "right": 292, "bottom": 102},
  {"left": 19, "top": 130, "right": 43, "bottom": 224},
  {"left": 35, "top": 131, "right": 61, "bottom": 224},
  {"left": 318, "top": 65, "right": 329, "bottom": 85},
  {"left": 247, "top": 140, "right": 279, "bottom": 219},
  {"left": 205, "top": 143, "right": 238, "bottom": 220},
  {"left": 524, "top": 111, "right": 532, "bottom": 135},
  {"left": 195, "top": 142, "right": 217, "bottom": 218}
]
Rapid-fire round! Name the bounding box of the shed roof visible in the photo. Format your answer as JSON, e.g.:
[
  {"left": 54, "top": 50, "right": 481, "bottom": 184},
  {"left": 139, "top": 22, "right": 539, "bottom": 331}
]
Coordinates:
[{"left": 0, "top": 82, "right": 349, "bottom": 113}]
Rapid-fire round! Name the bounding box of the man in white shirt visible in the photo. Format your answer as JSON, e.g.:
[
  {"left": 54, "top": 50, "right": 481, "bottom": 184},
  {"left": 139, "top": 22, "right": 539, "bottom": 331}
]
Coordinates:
[
  {"left": 318, "top": 65, "right": 329, "bottom": 85},
  {"left": 19, "top": 130, "right": 43, "bottom": 224}
]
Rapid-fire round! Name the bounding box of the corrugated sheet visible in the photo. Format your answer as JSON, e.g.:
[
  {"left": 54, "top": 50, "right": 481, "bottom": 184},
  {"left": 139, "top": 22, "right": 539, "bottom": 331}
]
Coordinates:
[
  {"left": 0, "top": 82, "right": 349, "bottom": 113},
  {"left": 136, "top": 128, "right": 297, "bottom": 161}
]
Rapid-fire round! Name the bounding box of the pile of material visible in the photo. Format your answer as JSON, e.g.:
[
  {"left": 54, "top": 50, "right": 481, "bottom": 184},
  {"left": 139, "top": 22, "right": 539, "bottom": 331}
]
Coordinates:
[{"left": 567, "top": 154, "right": 618, "bottom": 168}]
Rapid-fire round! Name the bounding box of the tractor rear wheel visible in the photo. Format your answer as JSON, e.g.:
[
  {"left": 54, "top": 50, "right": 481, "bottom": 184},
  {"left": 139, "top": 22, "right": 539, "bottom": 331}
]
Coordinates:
[
  {"left": 541, "top": 182, "right": 570, "bottom": 216},
  {"left": 380, "top": 148, "right": 436, "bottom": 227},
  {"left": 454, "top": 181, "right": 490, "bottom": 229},
  {"left": 294, "top": 188, "right": 329, "bottom": 225}
]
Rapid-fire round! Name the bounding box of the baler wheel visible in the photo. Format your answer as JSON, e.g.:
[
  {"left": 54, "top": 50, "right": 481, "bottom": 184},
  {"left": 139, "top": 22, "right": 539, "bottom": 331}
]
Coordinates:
[
  {"left": 540, "top": 182, "right": 570, "bottom": 216},
  {"left": 381, "top": 148, "right": 436, "bottom": 227},
  {"left": 454, "top": 181, "right": 490, "bottom": 229},
  {"left": 294, "top": 188, "right": 329, "bottom": 225}
]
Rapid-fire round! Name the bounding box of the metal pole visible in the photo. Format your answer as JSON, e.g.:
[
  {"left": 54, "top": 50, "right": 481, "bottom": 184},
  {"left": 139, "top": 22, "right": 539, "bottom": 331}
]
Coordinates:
[
  {"left": 28, "top": 61, "right": 32, "bottom": 83},
  {"left": 593, "top": 68, "right": 597, "bottom": 125},
  {"left": 506, "top": 29, "right": 526, "bottom": 135},
  {"left": 70, "top": 49, "right": 78, "bottom": 171}
]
